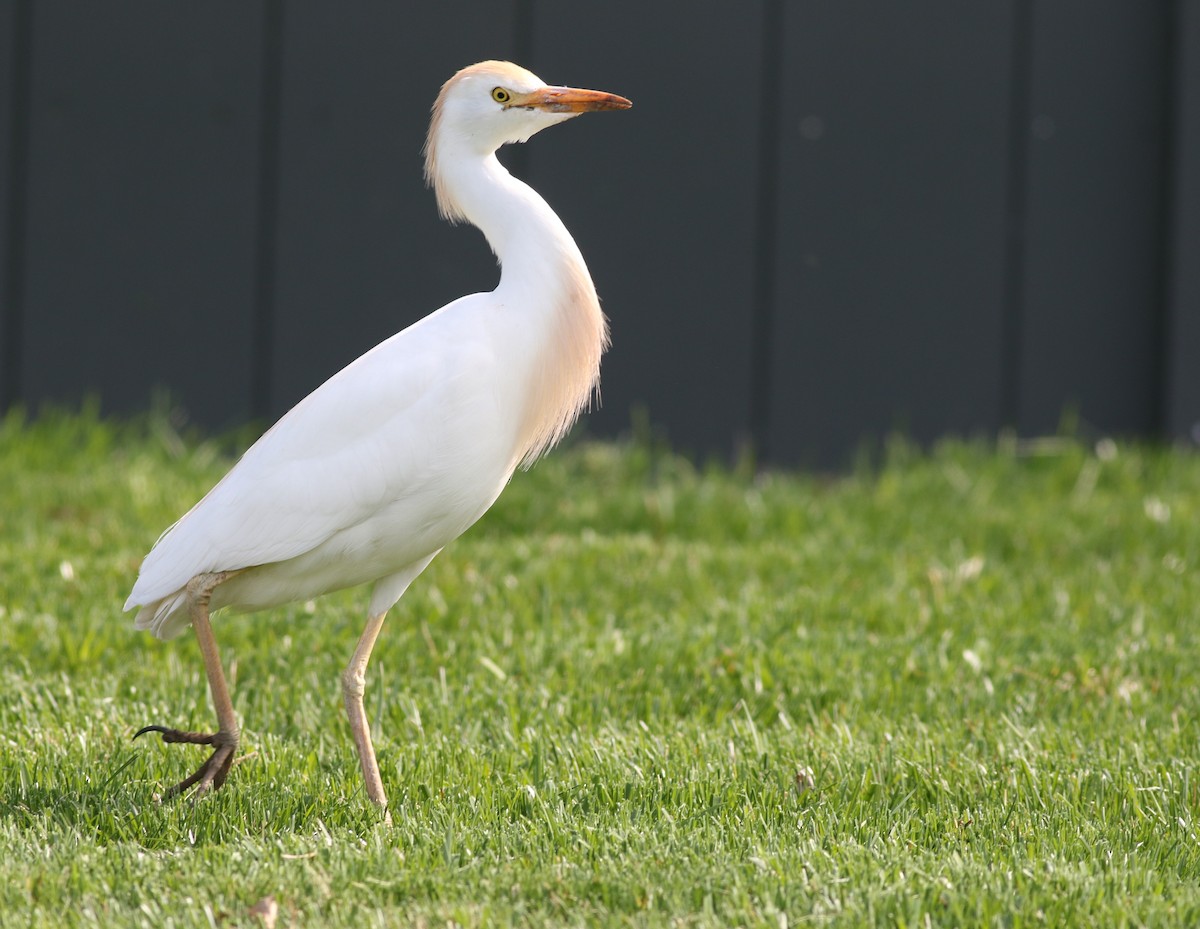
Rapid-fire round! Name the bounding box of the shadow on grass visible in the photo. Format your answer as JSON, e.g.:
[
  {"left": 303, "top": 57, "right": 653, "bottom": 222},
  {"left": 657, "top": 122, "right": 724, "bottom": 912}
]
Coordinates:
[{"left": 0, "top": 747, "right": 382, "bottom": 849}]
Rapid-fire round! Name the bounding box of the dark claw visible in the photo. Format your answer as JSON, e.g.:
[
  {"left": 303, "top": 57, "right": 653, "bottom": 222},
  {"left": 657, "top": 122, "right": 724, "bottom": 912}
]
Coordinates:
[
  {"left": 134, "top": 725, "right": 223, "bottom": 746},
  {"left": 134, "top": 725, "right": 239, "bottom": 799}
]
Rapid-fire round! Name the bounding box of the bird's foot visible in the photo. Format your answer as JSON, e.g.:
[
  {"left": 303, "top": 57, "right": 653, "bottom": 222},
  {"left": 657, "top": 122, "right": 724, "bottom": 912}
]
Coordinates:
[{"left": 133, "top": 725, "right": 239, "bottom": 800}]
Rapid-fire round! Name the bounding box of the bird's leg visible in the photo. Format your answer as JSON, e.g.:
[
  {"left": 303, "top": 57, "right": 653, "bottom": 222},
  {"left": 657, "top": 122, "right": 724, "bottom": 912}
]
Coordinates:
[
  {"left": 342, "top": 610, "right": 392, "bottom": 822},
  {"left": 135, "top": 570, "right": 242, "bottom": 800}
]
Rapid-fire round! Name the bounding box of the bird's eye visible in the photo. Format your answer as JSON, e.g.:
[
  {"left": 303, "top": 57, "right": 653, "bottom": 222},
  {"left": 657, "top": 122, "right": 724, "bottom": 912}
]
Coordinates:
[{"left": 491, "top": 87, "right": 511, "bottom": 104}]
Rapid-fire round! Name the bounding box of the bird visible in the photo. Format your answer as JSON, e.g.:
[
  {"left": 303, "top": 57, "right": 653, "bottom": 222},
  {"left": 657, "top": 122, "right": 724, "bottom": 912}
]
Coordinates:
[{"left": 125, "top": 60, "right": 631, "bottom": 818}]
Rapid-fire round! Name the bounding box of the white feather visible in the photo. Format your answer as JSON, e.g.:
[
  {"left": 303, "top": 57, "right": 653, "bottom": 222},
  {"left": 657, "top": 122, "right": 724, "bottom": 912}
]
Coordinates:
[{"left": 125, "top": 61, "right": 627, "bottom": 641}]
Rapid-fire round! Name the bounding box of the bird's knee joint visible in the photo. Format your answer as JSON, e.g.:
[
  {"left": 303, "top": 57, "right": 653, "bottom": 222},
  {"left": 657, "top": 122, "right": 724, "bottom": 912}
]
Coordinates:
[
  {"left": 185, "top": 575, "right": 213, "bottom": 608},
  {"left": 185, "top": 569, "right": 244, "bottom": 605},
  {"left": 341, "top": 666, "right": 366, "bottom": 700}
]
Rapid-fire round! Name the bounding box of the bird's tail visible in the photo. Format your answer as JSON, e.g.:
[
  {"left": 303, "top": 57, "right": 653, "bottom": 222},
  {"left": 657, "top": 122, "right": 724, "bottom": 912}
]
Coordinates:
[{"left": 131, "top": 589, "right": 193, "bottom": 641}]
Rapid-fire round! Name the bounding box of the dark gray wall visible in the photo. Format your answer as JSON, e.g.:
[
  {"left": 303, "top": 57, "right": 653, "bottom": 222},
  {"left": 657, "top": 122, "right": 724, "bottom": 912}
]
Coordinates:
[
  {"left": 1018, "top": 0, "right": 1172, "bottom": 437},
  {"left": 768, "top": 2, "right": 1016, "bottom": 464},
  {"left": 1, "top": 0, "right": 1197, "bottom": 465},
  {"left": 19, "top": 1, "right": 266, "bottom": 424}
]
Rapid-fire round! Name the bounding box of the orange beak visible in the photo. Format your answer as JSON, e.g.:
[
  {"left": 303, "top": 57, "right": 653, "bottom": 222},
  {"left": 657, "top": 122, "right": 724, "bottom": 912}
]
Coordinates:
[{"left": 519, "top": 86, "right": 632, "bottom": 113}]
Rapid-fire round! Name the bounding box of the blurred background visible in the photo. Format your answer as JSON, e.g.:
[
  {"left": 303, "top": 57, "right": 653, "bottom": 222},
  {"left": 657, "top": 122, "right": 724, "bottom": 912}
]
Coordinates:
[{"left": 0, "top": 0, "right": 1197, "bottom": 466}]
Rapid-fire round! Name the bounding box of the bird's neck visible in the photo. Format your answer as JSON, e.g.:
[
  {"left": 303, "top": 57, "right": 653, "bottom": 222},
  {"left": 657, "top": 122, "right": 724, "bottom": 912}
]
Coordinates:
[
  {"left": 443, "top": 153, "right": 570, "bottom": 268},
  {"left": 444, "top": 150, "right": 610, "bottom": 467}
]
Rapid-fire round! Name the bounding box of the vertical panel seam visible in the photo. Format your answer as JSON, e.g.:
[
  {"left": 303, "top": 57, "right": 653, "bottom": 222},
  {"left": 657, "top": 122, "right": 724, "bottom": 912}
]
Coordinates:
[
  {"left": 251, "top": 0, "right": 285, "bottom": 421},
  {"left": 1000, "top": 0, "right": 1034, "bottom": 432},
  {"left": 2, "top": 0, "right": 33, "bottom": 411},
  {"left": 1154, "top": 0, "right": 1182, "bottom": 438},
  {"left": 749, "top": 0, "right": 784, "bottom": 461}
]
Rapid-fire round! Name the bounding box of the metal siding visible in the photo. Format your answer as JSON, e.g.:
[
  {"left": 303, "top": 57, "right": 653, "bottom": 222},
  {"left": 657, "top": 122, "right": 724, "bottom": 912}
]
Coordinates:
[
  {"left": 19, "top": 1, "right": 264, "bottom": 426},
  {"left": 267, "top": 2, "right": 517, "bottom": 420},
  {"left": 1, "top": 2, "right": 1189, "bottom": 463},
  {"left": 1017, "top": 1, "right": 1170, "bottom": 435},
  {"left": 769, "top": 1, "right": 1014, "bottom": 466},
  {"left": 1168, "top": 0, "right": 1200, "bottom": 443},
  {"left": 526, "top": 0, "right": 762, "bottom": 457}
]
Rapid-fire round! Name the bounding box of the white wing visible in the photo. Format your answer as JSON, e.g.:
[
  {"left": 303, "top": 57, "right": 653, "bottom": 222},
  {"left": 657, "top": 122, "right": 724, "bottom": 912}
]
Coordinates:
[{"left": 125, "top": 293, "right": 506, "bottom": 610}]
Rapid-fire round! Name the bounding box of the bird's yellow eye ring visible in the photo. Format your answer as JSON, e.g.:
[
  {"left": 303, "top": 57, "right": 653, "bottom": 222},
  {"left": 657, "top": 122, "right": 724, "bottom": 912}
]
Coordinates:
[{"left": 491, "top": 87, "right": 511, "bottom": 104}]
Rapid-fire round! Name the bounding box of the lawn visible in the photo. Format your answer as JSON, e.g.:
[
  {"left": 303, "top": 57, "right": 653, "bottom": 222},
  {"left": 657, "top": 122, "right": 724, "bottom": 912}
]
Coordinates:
[{"left": 2, "top": 407, "right": 1199, "bottom": 927}]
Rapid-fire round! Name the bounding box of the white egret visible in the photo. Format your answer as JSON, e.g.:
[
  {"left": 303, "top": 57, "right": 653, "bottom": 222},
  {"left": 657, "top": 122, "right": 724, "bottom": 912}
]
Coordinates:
[{"left": 126, "top": 61, "right": 631, "bottom": 815}]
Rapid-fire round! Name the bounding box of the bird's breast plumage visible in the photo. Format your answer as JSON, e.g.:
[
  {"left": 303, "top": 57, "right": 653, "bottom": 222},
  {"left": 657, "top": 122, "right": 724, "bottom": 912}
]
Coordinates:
[{"left": 504, "top": 243, "right": 609, "bottom": 469}]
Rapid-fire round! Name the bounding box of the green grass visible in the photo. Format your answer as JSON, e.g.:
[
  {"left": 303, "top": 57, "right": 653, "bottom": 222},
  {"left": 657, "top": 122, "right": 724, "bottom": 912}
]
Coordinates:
[{"left": 2, "top": 406, "right": 1200, "bottom": 927}]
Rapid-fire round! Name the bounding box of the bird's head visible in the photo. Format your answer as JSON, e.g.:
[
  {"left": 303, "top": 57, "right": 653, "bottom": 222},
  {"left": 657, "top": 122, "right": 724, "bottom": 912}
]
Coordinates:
[{"left": 424, "top": 61, "right": 631, "bottom": 221}]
